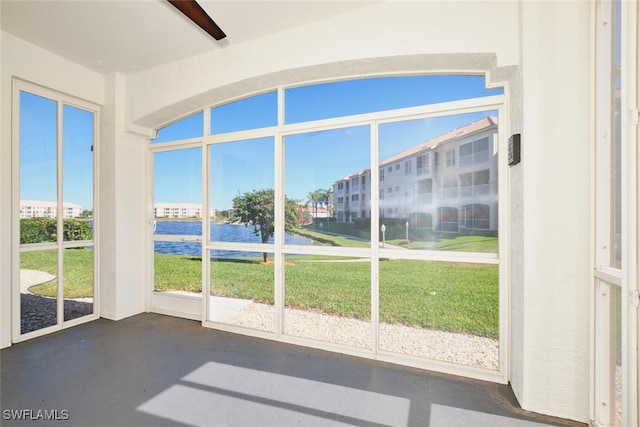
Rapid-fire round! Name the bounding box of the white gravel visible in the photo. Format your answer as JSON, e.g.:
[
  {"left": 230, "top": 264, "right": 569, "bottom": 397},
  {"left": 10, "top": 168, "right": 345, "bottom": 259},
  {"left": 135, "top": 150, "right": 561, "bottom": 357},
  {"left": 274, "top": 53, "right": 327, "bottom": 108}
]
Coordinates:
[{"left": 220, "top": 302, "right": 499, "bottom": 370}]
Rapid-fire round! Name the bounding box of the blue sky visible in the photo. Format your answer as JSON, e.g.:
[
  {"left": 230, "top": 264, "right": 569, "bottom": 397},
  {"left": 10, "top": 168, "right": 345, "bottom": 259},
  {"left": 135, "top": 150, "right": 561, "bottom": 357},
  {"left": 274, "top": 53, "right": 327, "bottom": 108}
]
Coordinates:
[
  {"left": 20, "top": 92, "right": 94, "bottom": 211},
  {"left": 155, "top": 75, "right": 501, "bottom": 210},
  {"left": 19, "top": 75, "right": 501, "bottom": 212}
]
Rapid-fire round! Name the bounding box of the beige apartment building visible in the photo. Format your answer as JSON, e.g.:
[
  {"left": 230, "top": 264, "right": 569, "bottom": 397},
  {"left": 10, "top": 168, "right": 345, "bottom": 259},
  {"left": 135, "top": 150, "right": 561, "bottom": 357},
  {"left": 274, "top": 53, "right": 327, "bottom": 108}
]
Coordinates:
[
  {"left": 19, "top": 200, "right": 84, "bottom": 219},
  {"left": 333, "top": 117, "right": 498, "bottom": 234}
]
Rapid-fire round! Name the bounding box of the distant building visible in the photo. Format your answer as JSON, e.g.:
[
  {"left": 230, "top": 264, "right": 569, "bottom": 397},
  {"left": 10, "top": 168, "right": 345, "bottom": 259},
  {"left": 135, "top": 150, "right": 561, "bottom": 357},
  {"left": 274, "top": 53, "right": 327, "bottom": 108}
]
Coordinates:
[
  {"left": 333, "top": 116, "right": 498, "bottom": 234},
  {"left": 20, "top": 200, "right": 84, "bottom": 219},
  {"left": 154, "top": 203, "right": 215, "bottom": 219}
]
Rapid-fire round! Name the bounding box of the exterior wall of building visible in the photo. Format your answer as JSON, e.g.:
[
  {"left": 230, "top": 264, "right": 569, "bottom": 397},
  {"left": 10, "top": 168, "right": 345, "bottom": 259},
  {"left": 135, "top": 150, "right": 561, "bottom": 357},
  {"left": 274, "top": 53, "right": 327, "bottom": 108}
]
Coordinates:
[
  {"left": 333, "top": 119, "right": 498, "bottom": 236},
  {"left": 19, "top": 201, "right": 84, "bottom": 219},
  {"left": 154, "top": 203, "right": 204, "bottom": 219}
]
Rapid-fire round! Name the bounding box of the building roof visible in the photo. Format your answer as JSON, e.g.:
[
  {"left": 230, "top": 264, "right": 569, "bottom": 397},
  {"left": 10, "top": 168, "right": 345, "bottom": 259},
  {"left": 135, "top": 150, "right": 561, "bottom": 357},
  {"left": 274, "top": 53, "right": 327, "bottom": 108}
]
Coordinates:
[{"left": 380, "top": 116, "right": 498, "bottom": 167}]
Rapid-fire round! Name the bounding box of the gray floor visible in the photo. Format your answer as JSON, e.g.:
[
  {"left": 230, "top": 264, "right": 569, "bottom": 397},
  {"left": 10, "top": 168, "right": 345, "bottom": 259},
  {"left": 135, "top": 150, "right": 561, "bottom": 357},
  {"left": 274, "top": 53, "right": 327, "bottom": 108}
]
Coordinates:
[{"left": 1, "top": 313, "right": 585, "bottom": 427}]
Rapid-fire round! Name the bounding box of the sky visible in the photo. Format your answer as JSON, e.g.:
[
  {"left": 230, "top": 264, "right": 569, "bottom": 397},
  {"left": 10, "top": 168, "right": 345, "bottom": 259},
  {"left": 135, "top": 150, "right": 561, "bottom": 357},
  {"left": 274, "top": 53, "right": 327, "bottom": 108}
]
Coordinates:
[
  {"left": 20, "top": 91, "right": 94, "bottom": 211},
  {"left": 19, "top": 75, "right": 501, "bottom": 212},
  {"left": 153, "top": 75, "right": 502, "bottom": 211}
]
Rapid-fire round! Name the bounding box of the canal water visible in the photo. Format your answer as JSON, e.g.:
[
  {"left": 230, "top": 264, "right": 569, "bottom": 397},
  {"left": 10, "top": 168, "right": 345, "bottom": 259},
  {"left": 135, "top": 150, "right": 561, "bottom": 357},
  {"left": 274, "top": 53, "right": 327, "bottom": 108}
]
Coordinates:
[{"left": 154, "top": 220, "right": 317, "bottom": 257}]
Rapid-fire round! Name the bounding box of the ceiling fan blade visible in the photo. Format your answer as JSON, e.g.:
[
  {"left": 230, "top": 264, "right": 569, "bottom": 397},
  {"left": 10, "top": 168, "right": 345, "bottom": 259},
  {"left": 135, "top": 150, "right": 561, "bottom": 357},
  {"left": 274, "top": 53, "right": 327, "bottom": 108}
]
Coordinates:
[{"left": 167, "top": 0, "right": 226, "bottom": 41}]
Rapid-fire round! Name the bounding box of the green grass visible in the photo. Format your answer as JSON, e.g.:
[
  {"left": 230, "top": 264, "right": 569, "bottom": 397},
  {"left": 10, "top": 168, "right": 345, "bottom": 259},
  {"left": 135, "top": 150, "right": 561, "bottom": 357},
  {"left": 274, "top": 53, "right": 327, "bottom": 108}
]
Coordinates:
[
  {"left": 23, "top": 235, "right": 499, "bottom": 338},
  {"left": 293, "top": 228, "right": 370, "bottom": 248},
  {"left": 21, "top": 248, "right": 94, "bottom": 299},
  {"left": 388, "top": 235, "right": 498, "bottom": 252},
  {"left": 160, "top": 255, "right": 498, "bottom": 337},
  {"left": 154, "top": 253, "right": 203, "bottom": 293},
  {"left": 297, "top": 226, "right": 498, "bottom": 253}
]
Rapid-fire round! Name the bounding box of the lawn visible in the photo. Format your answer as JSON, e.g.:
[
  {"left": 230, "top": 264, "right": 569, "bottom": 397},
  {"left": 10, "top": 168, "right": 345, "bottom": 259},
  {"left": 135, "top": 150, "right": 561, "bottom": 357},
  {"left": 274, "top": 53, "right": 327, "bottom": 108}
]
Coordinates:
[
  {"left": 296, "top": 226, "right": 498, "bottom": 252},
  {"left": 24, "top": 235, "right": 499, "bottom": 338},
  {"left": 20, "top": 248, "right": 94, "bottom": 299}
]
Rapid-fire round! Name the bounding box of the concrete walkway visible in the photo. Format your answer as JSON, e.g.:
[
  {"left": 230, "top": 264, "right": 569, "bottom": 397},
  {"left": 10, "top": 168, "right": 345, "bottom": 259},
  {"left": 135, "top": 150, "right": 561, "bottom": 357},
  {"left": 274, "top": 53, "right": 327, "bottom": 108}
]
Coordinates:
[{"left": 19, "top": 269, "right": 56, "bottom": 293}]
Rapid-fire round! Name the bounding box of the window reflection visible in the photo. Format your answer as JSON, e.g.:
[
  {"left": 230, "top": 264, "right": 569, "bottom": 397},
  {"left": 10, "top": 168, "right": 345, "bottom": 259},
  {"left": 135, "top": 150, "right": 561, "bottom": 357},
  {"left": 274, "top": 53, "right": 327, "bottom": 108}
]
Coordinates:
[{"left": 377, "top": 112, "right": 498, "bottom": 252}]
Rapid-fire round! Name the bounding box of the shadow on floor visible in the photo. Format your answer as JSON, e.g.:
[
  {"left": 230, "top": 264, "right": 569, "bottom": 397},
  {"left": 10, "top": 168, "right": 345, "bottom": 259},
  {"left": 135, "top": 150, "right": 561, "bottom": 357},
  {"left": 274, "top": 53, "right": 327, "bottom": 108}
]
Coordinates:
[{"left": 1, "top": 313, "right": 585, "bottom": 427}]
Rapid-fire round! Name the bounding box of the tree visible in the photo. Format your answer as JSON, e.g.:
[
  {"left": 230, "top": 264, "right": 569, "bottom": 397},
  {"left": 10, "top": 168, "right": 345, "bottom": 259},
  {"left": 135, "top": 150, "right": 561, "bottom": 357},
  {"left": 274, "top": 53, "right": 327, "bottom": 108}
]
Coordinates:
[
  {"left": 232, "top": 188, "right": 299, "bottom": 262},
  {"left": 323, "top": 187, "right": 334, "bottom": 220},
  {"left": 306, "top": 189, "right": 324, "bottom": 226}
]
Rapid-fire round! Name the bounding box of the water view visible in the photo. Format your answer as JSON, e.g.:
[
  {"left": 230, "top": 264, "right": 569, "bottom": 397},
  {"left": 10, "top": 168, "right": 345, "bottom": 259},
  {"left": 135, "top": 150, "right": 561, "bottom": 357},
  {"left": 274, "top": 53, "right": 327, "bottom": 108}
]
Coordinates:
[{"left": 154, "top": 221, "right": 318, "bottom": 257}]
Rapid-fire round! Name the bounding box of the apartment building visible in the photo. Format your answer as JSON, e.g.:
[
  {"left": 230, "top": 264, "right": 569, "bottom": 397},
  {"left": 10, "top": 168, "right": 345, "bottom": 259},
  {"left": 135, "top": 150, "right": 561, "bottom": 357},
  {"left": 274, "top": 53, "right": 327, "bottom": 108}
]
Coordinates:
[
  {"left": 333, "top": 117, "right": 498, "bottom": 234},
  {"left": 19, "top": 200, "right": 84, "bottom": 219},
  {"left": 154, "top": 202, "right": 215, "bottom": 219}
]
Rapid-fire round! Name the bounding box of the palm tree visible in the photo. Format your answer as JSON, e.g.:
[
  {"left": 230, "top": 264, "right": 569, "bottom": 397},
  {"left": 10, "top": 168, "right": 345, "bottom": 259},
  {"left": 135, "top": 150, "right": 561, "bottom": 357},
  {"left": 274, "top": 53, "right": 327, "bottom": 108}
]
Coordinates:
[
  {"left": 323, "top": 187, "right": 334, "bottom": 220},
  {"left": 306, "top": 189, "right": 323, "bottom": 225}
]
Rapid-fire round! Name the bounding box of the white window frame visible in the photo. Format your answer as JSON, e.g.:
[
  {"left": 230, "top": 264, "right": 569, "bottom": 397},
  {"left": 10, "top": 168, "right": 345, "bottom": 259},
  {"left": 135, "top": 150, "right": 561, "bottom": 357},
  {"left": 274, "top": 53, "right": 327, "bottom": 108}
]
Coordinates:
[
  {"left": 591, "top": 1, "right": 639, "bottom": 426},
  {"left": 148, "top": 80, "right": 508, "bottom": 384},
  {"left": 11, "top": 79, "right": 101, "bottom": 343}
]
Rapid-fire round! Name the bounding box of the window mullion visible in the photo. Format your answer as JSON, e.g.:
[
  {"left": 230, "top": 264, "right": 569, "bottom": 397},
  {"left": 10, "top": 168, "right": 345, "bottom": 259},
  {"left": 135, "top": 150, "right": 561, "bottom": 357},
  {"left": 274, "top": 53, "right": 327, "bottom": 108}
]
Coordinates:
[{"left": 56, "top": 100, "right": 64, "bottom": 326}]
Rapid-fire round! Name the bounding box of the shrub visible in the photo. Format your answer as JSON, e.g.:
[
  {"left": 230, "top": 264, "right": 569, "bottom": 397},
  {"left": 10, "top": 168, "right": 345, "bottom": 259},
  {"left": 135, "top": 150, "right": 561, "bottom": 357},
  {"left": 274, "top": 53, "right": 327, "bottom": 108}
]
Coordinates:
[{"left": 20, "top": 218, "right": 92, "bottom": 244}]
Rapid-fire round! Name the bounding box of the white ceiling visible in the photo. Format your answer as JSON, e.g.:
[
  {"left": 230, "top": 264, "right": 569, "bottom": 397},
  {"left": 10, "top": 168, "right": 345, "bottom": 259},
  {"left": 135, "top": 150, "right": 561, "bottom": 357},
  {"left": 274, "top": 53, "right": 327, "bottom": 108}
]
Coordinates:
[{"left": 1, "top": 0, "right": 376, "bottom": 75}]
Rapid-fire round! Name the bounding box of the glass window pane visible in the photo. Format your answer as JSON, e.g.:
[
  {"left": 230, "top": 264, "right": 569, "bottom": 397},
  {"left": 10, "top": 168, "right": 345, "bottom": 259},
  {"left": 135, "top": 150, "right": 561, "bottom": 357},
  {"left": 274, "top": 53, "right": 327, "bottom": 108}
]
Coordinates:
[
  {"left": 152, "top": 111, "right": 203, "bottom": 143},
  {"left": 20, "top": 249, "right": 58, "bottom": 333},
  {"left": 611, "top": 0, "right": 622, "bottom": 268},
  {"left": 154, "top": 243, "right": 202, "bottom": 294},
  {"left": 284, "top": 254, "right": 371, "bottom": 349},
  {"left": 209, "top": 251, "right": 274, "bottom": 333},
  {"left": 154, "top": 148, "right": 203, "bottom": 228},
  {"left": 379, "top": 112, "right": 498, "bottom": 252},
  {"left": 285, "top": 126, "right": 371, "bottom": 247},
  {"left": 285, "top": 75, "right": 503, "bottom": 124},
  {"left": 379, "top": 260, "right": 498, "bottom": 369},
  {"left": 19, "top": 91, "right": 57, "bottom": 242},
  {"left": 63, "top": 104, "right": 94, "bottom": 241},
  {"left": 210, "top": 138, "right": 274, "bottom": 243},
  {"left": 63, "top": 247, "right": 94, "bottom": 321},
  {"left": 210, "top": 92, "right": 277, "bottom": 135}
]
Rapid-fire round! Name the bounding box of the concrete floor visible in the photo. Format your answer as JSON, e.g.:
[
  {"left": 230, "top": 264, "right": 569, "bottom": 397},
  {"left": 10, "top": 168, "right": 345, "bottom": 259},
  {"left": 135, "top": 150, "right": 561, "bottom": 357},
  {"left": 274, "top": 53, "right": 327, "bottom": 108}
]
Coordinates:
[{"left": 1, "top": 313, "right": 585, "bottom": 427}]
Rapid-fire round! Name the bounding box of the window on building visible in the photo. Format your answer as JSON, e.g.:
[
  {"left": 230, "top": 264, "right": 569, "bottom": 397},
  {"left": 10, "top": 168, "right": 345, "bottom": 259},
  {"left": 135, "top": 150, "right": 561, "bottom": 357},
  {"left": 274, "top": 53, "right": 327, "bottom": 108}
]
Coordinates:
[
  {"left": 405, "top": 160, "right": 412, "bottom": 175},
  {"left": 460, "top": 204, "right": 490, "bottom": 229},
  {"left": 351, "top": 177, "right": 360, "bottom": 192},
  {"left": 460, "top": 137, "right": 490, "bottom": 167},
  {"left": 460, "top": 169, "right": 490, "bottom": 197},
  {"left": 446, "top": 149, "right": 456, "bottom": 166},
  {"left": 417, "top": 153, "right": 430, "bottom": 175},
  {"left": 380, "top": 168, "right": 385, "bottom": 181},
  {"left": 417, "top": 179, "right": 433, "bottom": 194},
  {"left": 437, "top": 207, "right": 459, "bottom": 232}
]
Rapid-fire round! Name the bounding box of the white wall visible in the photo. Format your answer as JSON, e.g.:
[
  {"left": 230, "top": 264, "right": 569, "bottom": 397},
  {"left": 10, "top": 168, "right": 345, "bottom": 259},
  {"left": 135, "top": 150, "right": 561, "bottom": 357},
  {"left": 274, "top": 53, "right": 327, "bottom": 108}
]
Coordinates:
[
  {"left": 514, "top": 1, "right": 592, "bottom": 421},
  {"left": 126, "top": 0, "right": 520, "bottom": 129},
  {"left": 99, "top": 73, "right": 149, "bottom": 321}
]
